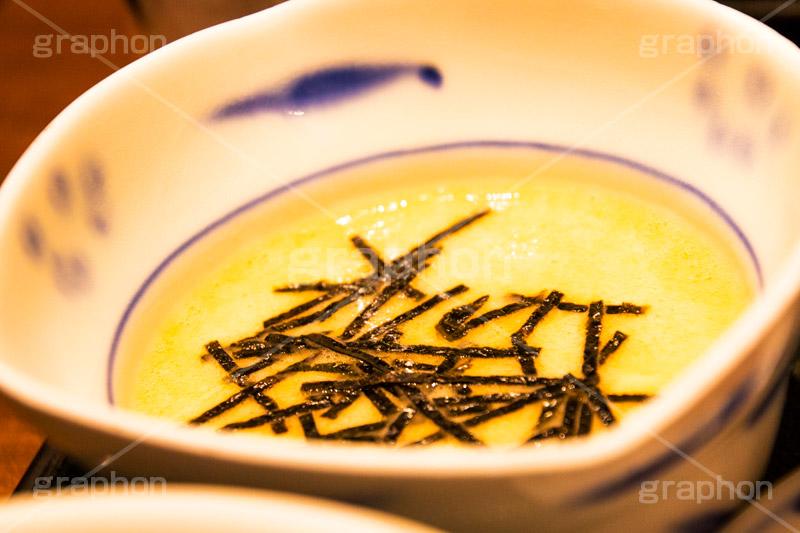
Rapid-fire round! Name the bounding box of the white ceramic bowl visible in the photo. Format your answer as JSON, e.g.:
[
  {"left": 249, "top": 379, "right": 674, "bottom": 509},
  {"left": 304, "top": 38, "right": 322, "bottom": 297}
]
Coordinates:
[
  {"left": 2, "top": 0, "right": 800, "bottom": 531},
  {"left": 0, "top": 484, "right": 440, "bottom": 532}
]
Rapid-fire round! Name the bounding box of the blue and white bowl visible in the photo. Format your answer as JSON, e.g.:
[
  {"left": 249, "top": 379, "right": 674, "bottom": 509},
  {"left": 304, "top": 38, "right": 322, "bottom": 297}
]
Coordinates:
[{"left": 1, "top": 0, "right": 800, "bottom": 531}]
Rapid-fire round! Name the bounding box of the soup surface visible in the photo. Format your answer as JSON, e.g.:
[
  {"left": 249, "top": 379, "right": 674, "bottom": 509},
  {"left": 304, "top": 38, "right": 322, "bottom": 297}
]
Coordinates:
[{"left": 114, "top": 148, "right": 754, "bottom": 447}]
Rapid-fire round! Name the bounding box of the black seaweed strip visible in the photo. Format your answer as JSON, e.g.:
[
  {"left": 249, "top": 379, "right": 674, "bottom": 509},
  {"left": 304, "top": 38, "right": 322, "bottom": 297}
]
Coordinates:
[
  {"left": 528, "top": 426, "right": 567, "bottom": 442},
  {"left": 394, "top": 360, "right": 439, "bottom": 372},
  {"left": 605, "top": 303, "right": 647, "bottom": 315},
  {"left": 271, "top": 419, "right": 288, "bottom": 434},
  {"left": 436, "top": 295, "right": 490, "bottom": 341},
  {"left": 222, "top": 397, "right": 334, "bottom": 430},
  {"left": 511, "top": 291, "right": 564, "bottom": 342},
  {"left": 304, "top": 333, "right": 392, "bottom": 372},
  {"left": 401, "top": 385, "right": 482, "bottom": 444},
  {"left": 434, "top": 393, "right": 526, "bottom": 407},
  {"left": 406, "top": 432, "right": 445, "bottom": 446},
  {"left": 585, "top": 394, "right": 616, "bottom": 426},
  {"left": 558, "top": 302, "right": 589, "bottom": 313},
  {"left": 607, "top": 394, "right": 652, "bottom": 402},
  {"left": 598, "top": 331, "right": 628, "bottom": 365},
  {"left": 340, "top": 250, "right": 438, "bottom": 339},
  {"left": 301, "top": 373, "right": 559, "bottom": 394},
  {"left": 536, "top": 399, "right": 560, "bottom": 429},
  {"left": 384, "top": 409, "right": 415, "bottom": 444},
  {"left": 351, "top": 235, "right": 385, "bottom": 276},
  {"left": 270, "top": 210, "right": 491, "bottom": 335},
  {"left": 194, "top": 354, "right": 322, "bottom": 424},
  {"left": 230, "top": 336, "right": 301, "bottom": 380},
  {"left": 299, "top": 413, "right": 321, "bottom": 438},
  {"left": 363, "top": 387, "right": 397, "bottom": 415},
  {"left": 511, "top": 339, "right": 539, "bottom": 375},
  {"left": 422, "top": 208, "right": 491, "bottom": 247},
  {"left": 321, "top": 392, "right": 359, "bottom": 419},
  {"left": 205, "top": 341, "right": 238, "bottom": 373},
  {"left": 446, "top": 404, "right": 490, "bottom": 416},
  {"left": 581, "top": 301, "right": 603, "bottom": 383},
  {"left": 321, "top": 422, "right": 388, "bottom": 441},
  {"left": 453, "top": 383, "right": 472, "bottom": 395},
  {"left": 253, "top": 395, "right": 289, "bottom": 433},
  {"left": 230, "top": 338, "right": 269, "bottom": 358},
  {"left": 271, "top": 294, "right": 360, "bottom": 331},
  {"left": 463, "top": 389, "right": 558, "bottom": 427},
  {"left": 358, "top": 285, "right": 469, "bottom": 341},
  {"left": 351, "top": 235, "right": 423, "bottom": 299},
  {"left": 190, "top": 378, "right": 277, "bottom": 425},
  {"left": 262, "top": 293, "right": 336, "bottom": 328},
  {"left": 351, "top": 340, "right": 518, "bottom": 359},
  {"left": 273, "top": 281, "right": 359, "bottom": 293},
  {"left": 254, "top": 394, "right": 278, "bottom": 411},
  {"left": 577, "top": 402, "right": 592, "bottom": 435},
  {"left": 456, "top": 297, "right": 541, "bottom": 338},
  {"left": 435, "top": 354, "right": 462, "bottom": 374},
  {"left": 230, "top": 333, "right": 306, "bottom": 359},
  {"left": 561, "top": 395, "right": 582, "bottom": 436}
]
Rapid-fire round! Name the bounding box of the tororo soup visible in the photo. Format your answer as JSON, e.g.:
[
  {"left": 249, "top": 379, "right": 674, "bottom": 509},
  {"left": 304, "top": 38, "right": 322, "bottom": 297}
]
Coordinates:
[{"left": 112, "top": 147, "right": 754, "bottom": 448}]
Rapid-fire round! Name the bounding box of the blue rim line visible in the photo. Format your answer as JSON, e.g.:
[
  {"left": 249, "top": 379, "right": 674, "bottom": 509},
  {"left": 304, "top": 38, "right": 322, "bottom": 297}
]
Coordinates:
[{"left": 106, "top": 140, "right": 762, "bottom": 404}]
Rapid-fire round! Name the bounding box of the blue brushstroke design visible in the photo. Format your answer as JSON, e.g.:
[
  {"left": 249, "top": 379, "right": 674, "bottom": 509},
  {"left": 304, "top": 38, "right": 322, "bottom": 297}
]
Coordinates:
[{"left": 212, "top": 63, "right": 442, "bottom": 120}]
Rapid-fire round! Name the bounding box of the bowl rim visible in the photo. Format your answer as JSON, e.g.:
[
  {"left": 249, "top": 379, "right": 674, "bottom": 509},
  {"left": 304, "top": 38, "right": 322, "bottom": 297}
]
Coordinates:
[
  {"left": 0, "top": 483, "right": 441, "bottom": 532},
  {"left": 1, "top": 0, "right": 800, "bottom": 478}
]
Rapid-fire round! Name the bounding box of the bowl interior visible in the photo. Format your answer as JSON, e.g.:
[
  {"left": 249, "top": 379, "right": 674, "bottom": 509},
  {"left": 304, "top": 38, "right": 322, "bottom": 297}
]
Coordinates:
[{"left": 1, "top": 0, "right": 800, "bottom": 465}]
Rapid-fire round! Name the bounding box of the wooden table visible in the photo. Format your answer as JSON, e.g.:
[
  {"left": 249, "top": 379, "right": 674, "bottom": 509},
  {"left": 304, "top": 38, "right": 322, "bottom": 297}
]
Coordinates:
[{"left": 0, "top": 0, "right": 147, "bottom": 498}]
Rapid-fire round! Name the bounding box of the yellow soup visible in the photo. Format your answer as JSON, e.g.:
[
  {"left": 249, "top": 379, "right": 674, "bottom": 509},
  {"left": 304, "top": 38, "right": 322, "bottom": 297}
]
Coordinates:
[{"left": 114, "top": 148, "right": 755, "bottom": 448}]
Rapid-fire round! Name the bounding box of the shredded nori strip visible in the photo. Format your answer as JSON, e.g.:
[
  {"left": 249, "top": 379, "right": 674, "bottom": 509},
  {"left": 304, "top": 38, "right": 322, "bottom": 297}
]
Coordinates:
[
  {"left": 351, "top": 339, "right": 519, "bottom": 359},
  {"left": 303, "top": 333, "right": 392, "bottom": 372},
  {"left": 576, "top": 402, "right": 593, "bottom": 435},
  {"left": 273, "top": 281, "right": 360, "bottom": 293},
  {"left": 340, "top": 249, "right": 440, "bottom": 339},
  {"left": 205, "top": 341, "right": 238, "bottom": 373},
  {"left": 452, "top": 294, "right": 543, "bottom": 340},
  {"left": 191, "top": 355, "right": 319, "bottom": 424},
  {"left": 536, "top": 399, "right": 560, "bottom": 428},
  {"left": 561, "top": 395, "right": 583, "bottom": 436},
  {"left": 511, "top": 340, "right": 540, "bottom": 375},
  {"left": 359, "top": 285, "right": 468, "bottom": 341},
  {"left": 581, "top": 301, "right": 603, "bottom": 384},
  {"left": 557, "top": 302, "right": 589, "bottom": 313},
  {"left": 321, "top": 392, "right": 360, "bottom": 419},
  {"left": 435, "top": 354, "right": 462, "bottom": 374},
  {"left": 300, "top": 373, "right": 561, "bottom": 395},
  {"left": 299, "top": 413, "right": 321, "bottom": 438},
  {"left": 401, "top": 385, "right": 481, "bottom": 444},
  {"left": 607, "top": 394, "right": 652, "bottom": 402},
  {"left": 598, "top": 331, "right": 628, "bottom": 365},
  {"left": 434, "top": 393, "right": 526, "bottom": 407},
  {"left": 406, "top": 432, "right": 445, "bottom": 447},
  {"left": 363, "top": 387, "right": 397, "bottom": 415},
  {"left": 223, "top": 397, "right": 334, "bottom": 430},
  {"left": 606, "top": 303, "right": 647, "bottom": 315},
  {"left": 262, "top": 293, "right": 337, "bottom": 328},
  {"left": 463, "top": 393, "right": 551, "bottom": 427},
  {"left": 529, "top": 426, "right": 568, "bottom": 442},
  {"left": 585, "top": 394, "right": 616, "bottom": 426},
  {"left": 320, "top": 421, "right": 388, "bottom": 441},
  {"left": 436, "top": 295, "right": 490, "bottom": 341},
  {"left": 511, "top": 291, "right": 564, "bottom": 342},
  {"left": 384, "top": 409, "right": 415, "bottom": 444}
]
